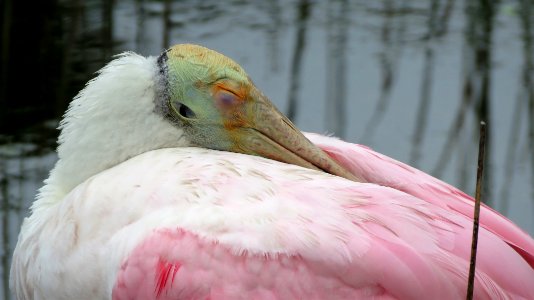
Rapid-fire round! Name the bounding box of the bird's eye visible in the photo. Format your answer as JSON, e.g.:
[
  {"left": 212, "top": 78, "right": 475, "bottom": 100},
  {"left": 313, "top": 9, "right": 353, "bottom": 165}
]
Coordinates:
[{"left": 177, "top": 103, "right": 196, "bottom": 119}]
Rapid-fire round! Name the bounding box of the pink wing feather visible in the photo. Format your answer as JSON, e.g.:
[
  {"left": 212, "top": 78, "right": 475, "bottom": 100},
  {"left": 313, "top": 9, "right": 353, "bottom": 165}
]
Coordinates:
[
  {"left": 106, "top": 142, "right": 534, "bottom": 300},
  {"left": 112, "top": 188, "right": 533, "bottom": 299},
  {"left": 305, "top": 133, "right": 534, "bottom": 268}
]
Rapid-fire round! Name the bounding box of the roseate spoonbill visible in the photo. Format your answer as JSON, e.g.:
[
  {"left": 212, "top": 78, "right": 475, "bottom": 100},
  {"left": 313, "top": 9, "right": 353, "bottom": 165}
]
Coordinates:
[{"left": 10, "top": 44, "right": 534, "bottom": 299}]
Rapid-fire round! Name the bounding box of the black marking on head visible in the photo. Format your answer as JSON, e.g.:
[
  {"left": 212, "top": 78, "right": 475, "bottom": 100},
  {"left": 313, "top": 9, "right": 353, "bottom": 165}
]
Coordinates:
[
  {"left": 154, "top": 48, "right": 193, "bottom": 133},
  {"left": 154, "top": 49, "right": 172, "bottom": 119},
  {"left": 157, "top": 48, "right": 170, "bottom": 77}
]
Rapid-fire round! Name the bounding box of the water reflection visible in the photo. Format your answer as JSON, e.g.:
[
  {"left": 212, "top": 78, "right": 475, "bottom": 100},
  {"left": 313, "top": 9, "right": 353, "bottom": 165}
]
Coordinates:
[
  {"left": 286, "top": 0, "right": 312, "bottom": 121},
  {"left": 499, "top": 0, "right": 533, "bottom": 215},
  {"left": 409, "top": 0, "right": 452, "bottom": 168},
  {"left": 1, "top": 0, "right": 534, "bottom": 298},
  {"left": 361, "top": 0, "right": 406, "bottom": 144},
  {"left": 431, "top": 0, "right": 496, "bottom": 205},
  {"left": 0, "top": 128, "right": 57, "bottom": 299},
  {"left": 325, "top": 0, "right": 349, "bottom": 138}
]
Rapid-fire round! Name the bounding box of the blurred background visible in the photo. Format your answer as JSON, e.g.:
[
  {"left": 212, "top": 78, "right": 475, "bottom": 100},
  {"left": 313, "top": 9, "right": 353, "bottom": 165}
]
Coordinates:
[{"left": 0, "top": 0, "right": 533, "bottom": 298}]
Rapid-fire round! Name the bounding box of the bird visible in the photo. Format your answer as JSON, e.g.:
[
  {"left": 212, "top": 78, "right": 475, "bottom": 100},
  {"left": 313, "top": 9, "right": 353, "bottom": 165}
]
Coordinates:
[{"left": 10, "top": 44, "right": 534, "bottom": 299}]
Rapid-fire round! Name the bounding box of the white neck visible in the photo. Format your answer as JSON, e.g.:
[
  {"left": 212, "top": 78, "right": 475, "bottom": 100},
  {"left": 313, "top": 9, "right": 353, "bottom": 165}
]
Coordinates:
[{"left": 34, "top": 52, "right": 189, "bottom": 210}]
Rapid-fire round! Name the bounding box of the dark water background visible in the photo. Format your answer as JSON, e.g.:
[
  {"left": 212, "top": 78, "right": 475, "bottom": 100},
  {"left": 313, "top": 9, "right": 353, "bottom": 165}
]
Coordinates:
[{"left": 1, "top": 0, "right": 533, "bottom": 298}]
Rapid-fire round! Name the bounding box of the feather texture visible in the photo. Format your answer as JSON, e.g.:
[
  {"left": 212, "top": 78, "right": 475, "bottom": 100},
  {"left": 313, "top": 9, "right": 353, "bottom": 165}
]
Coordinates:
[
  {"left": 306, "top": 133, "right": 534, "bottom": 267},
  {"left": 11, "top": 146, "right": 534, "bottom": 299}
]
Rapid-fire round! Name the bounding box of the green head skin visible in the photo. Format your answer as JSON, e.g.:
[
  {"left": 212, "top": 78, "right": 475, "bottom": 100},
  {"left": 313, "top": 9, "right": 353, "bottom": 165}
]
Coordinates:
[{"left": 159, "top": 44, "right": 360, "bottom": 182}]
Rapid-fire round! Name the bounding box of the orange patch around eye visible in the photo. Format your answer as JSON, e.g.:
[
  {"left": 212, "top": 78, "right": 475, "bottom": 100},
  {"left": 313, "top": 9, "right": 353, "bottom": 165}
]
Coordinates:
[
  {"left": 216, "top": 89, "right": 241, "bottom": 108},
  {"left": 213, "top": 82, "right": 248, "bottom": 102},
  {"left": 211, "top": 83, "right": 251, "bottom": 130},
  {"left": 223, "top": 113, "right": 248, "bottom": 131}
]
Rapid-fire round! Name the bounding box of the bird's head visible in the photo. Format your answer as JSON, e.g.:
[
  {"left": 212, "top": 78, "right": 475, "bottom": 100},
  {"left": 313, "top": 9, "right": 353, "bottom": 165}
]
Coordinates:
[
  {"left": 156, "top": 44, "right": 357, "bottom": 180},
  {"left": 44, "top": 44, "right": 358, "bottom": 202}
]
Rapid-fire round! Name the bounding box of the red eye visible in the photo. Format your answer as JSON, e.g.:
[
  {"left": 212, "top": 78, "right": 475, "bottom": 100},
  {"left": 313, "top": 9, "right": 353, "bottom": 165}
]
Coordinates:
[{"left": 216, "top": 90, "right": 240, "bottom": 107}]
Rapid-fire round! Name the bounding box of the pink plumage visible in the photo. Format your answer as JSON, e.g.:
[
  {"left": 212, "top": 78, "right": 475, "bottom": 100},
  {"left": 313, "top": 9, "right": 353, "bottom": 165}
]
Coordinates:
[
  {"left": 306, "top": 133, "right": 534, "bottom": 267},
  {"left": 106, "top": 134, "right": 534, "bottom": 300}
]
